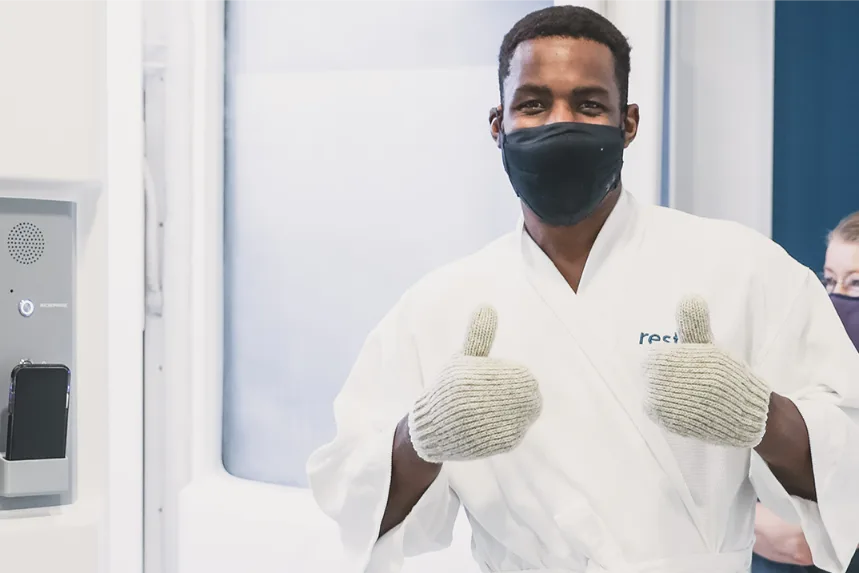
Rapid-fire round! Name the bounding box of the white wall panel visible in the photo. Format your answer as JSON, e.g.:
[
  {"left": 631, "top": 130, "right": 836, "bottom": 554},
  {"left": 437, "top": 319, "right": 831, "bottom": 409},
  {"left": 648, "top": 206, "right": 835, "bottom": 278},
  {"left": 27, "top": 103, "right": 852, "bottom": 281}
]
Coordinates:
[
  {"left": 668, "top": 0, "right": 775, "bottom": 236},
  {"left": 0, "top": 1, "right": 101, "bottom": 182}
]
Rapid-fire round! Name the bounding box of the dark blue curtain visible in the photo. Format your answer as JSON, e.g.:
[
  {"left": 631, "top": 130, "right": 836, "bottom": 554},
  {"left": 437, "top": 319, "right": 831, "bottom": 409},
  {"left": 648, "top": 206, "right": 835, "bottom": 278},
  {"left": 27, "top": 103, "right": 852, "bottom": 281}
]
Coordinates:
[{"left": 772, "top": 0, "right": 859, "bottom": 272}]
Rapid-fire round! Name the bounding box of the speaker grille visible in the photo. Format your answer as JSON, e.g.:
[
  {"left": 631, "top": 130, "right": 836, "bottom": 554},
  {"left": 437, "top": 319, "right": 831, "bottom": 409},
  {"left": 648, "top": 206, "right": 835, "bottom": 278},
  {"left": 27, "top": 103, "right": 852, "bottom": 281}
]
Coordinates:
[{"left": 7, "top": 222, "right": 45, "bottom": 265}]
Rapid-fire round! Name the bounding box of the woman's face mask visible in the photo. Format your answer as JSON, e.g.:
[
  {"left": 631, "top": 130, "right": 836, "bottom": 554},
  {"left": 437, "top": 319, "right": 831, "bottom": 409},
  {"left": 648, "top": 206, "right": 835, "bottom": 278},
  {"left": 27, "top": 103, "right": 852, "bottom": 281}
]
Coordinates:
[{"left": 831, "top": 293, "right": 859, "bottom": 351}]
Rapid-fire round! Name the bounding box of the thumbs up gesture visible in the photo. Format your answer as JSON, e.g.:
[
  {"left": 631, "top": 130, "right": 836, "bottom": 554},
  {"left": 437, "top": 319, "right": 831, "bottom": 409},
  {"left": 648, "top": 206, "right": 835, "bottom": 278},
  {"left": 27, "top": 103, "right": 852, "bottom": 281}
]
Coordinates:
[
  {"left": 643, "top": 295, "right": 771, "bottom": 448},
  {"left": 408, "top": 306, "right": 543, "bottom": 463}
]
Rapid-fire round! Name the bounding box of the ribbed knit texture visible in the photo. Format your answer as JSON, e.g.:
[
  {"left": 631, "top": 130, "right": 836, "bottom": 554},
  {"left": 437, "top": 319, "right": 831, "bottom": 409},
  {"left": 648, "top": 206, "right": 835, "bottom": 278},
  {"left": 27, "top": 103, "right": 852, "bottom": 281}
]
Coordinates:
[
  {"left": 409, "top": 306, "right": 542, "bottom": 463},
  {"left": 644, "top": 295, "right": 771, "bottom": 448}
]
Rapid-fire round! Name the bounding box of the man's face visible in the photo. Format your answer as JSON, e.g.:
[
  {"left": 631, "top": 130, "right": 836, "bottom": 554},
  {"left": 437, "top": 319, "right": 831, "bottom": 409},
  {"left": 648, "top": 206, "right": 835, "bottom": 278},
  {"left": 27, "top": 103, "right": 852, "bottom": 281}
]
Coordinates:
[{"left": 490, "top": 37, "right": 638, "bottom": 148}]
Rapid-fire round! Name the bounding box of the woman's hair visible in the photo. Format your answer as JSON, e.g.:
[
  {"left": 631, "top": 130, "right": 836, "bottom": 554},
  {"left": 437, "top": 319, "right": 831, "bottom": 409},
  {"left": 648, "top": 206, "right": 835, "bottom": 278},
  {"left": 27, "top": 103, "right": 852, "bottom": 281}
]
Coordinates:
[{"left": 829, "top": 211, "right": 859, "bottom": 245}]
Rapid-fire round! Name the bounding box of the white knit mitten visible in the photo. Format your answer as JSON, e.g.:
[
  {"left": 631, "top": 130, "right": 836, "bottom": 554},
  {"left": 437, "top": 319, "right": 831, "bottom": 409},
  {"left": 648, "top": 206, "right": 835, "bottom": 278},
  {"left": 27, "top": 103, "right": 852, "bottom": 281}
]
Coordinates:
[
  {"left": 408, "top": 306, "right": 542, "bottom": 463},
  {"left": 643, "top": 295, "right": 771, "bottom": 448}
]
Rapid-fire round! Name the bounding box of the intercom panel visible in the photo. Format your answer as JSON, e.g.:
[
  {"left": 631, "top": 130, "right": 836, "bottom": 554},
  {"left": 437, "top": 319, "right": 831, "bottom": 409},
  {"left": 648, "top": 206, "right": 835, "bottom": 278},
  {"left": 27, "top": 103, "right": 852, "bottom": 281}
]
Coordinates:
[{"left": 0, "top": 198, "right": 74, "bottom": 509}]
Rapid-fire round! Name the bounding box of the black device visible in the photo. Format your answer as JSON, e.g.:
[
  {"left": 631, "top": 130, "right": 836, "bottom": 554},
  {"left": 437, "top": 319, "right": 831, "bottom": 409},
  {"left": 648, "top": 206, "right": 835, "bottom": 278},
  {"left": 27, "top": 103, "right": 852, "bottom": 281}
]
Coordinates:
[{"left": 4, "top": 363, "right": 70, "bottom": 461}]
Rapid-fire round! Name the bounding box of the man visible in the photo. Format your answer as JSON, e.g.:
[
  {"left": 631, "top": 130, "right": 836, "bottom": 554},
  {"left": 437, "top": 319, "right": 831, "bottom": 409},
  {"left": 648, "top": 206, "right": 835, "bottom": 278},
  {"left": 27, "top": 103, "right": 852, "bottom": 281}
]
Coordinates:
[{"left": 307, "top": 7, "right": 859, "bottom": 573}]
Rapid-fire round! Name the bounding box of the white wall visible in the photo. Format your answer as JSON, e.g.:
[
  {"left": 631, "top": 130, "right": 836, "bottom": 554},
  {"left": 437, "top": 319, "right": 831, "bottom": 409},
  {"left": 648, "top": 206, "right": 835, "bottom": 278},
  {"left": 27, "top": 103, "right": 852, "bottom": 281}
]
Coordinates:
[
  {"left": 668, "top": 0, "right": 775, "bottom": 236},
  {"left": 0, "top": 2, "right": 143, "bottom": 572},
  {"left": 0, "top": 1, "right": 101, "bottom": 183}
]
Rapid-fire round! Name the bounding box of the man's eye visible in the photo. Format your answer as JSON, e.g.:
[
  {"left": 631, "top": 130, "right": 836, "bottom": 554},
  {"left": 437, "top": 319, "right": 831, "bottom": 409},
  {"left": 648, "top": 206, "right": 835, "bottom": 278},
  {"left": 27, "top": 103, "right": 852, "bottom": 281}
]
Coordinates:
[
  {"left": 822, "top": 276, "right": 837, "bottom": 291},
  {"left": 516, "top": 100, "right": 544, "bottom": 112},
  {"left": 580, "top": 101, "right": 605, "bottom": 112}
]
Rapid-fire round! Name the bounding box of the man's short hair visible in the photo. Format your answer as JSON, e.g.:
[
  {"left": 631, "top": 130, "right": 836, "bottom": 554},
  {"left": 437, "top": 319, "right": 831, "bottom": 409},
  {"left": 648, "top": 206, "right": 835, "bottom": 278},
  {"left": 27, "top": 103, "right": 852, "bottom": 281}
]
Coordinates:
[{"left": 498, "top": 6, "right": 631, "bottom": 109}]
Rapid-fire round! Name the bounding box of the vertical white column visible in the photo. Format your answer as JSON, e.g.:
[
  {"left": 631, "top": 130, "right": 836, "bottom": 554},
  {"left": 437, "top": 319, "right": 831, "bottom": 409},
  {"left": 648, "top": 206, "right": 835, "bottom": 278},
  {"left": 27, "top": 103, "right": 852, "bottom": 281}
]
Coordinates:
[
  {"left": 668, "top": 1, "right": 775, "bottom": 236},
  {"left": 105, "top": 0, "right": 144, "bottom": 572}
]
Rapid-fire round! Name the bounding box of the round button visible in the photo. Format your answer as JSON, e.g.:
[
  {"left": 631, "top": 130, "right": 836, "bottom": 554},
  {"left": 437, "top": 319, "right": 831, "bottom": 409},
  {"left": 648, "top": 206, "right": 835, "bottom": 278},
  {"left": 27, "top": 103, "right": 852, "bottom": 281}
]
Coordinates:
[{"left": 18, "top": 299, "right": 34, "bottom": 317}]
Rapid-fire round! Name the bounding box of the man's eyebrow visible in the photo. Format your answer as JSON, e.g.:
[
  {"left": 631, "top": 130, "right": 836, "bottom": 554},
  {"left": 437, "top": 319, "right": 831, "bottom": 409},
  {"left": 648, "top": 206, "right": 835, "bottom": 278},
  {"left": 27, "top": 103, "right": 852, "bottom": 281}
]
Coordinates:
[
  {"left": 569, "top": 85, "right": 611, "bottom": 99},
  {"left": 510, "top": 84, "right": 612, "bottom": 100},
  {"left": 511, "top": 83, "right": 553, "bottom": 99}
]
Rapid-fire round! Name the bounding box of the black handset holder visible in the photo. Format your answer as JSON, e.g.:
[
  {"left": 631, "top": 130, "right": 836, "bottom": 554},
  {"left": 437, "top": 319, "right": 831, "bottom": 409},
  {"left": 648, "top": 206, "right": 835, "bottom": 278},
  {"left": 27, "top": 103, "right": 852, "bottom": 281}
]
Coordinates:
[
  {"left": 0, "top": 455, "right": 68, "bottom": 497},
  {"left": 0, "top": 361, "right": 71, "bottom": 498}
]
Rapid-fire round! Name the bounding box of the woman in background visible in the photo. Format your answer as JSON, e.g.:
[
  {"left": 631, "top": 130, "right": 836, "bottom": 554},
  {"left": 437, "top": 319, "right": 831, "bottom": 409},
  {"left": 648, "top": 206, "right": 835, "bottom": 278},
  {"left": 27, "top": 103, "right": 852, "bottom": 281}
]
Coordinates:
[
  {"left": 752, "top": 211, "right": 859, "bottom": 572},
  {"left": 824, "top": 212, "right": 859, "bottom": 348}
]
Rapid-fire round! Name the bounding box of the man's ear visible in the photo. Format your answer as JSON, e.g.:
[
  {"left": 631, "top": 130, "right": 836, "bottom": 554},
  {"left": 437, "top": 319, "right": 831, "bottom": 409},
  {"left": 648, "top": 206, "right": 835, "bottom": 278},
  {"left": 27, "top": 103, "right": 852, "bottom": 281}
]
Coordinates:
[
  {"left": 489, "top": 105, "right": 502, "bottom": 149},
  {"left": 623, "top": 103, "right": 640, "bottom": 149}
]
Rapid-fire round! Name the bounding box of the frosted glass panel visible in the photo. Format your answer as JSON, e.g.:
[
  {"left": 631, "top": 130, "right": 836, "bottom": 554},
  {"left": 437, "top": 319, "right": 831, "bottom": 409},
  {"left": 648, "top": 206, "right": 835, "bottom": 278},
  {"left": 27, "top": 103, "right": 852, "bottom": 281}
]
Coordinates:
[
  {"left": 228, "top": 1, "right": 548, "bottom": 73},
  {"left": 223, "top": 0, "right": 550, "bottom": 486}
]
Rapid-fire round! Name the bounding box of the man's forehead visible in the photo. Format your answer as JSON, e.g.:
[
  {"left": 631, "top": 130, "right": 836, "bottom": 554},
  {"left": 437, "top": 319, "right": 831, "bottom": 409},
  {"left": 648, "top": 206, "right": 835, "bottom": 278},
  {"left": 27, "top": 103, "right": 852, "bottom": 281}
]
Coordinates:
[{"left": 506, "top": 36, "right": 616, "bottom": 86}]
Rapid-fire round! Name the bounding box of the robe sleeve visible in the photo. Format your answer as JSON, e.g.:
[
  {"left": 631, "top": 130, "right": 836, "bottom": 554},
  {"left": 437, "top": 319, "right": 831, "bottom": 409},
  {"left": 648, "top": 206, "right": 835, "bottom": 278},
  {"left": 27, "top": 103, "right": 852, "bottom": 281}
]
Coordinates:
[
  {"left": 750, "top": 268, "right": 859, "bottom": 573},
  {"left": 305, "top": 299, "right": 461, "bottom": 572}
]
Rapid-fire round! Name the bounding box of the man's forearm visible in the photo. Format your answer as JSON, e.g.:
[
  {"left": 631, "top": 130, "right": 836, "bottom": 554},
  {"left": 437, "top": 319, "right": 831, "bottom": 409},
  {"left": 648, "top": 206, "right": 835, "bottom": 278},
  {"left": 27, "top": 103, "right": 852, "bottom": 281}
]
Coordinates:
[
  {"left": 378, "top": 415, "right": 442, "bottom": 538},
  {"left": 754, "top": 393, "right": 817, "bottom": 501}
]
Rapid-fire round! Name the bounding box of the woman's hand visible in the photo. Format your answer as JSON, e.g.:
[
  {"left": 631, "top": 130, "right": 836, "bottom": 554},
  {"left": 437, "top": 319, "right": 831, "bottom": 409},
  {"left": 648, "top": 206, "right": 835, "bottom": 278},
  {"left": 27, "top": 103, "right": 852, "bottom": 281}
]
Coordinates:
[{"left": 753, "top": 503, "right": 814, "bottom": 566}]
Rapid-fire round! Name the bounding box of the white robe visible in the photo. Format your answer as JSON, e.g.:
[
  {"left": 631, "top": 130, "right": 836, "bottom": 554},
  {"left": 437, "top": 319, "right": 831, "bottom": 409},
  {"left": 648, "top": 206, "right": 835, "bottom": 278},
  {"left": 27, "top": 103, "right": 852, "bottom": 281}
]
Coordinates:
[{"left": 306, "top": 190, "right": 859, "bottom": 573}]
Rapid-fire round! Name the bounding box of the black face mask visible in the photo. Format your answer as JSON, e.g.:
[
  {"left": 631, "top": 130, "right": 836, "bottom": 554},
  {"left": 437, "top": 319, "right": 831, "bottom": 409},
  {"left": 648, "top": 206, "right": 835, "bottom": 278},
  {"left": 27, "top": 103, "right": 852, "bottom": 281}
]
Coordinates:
[{"left": 500, "top": 121, "right": 625, "bottom": 226}]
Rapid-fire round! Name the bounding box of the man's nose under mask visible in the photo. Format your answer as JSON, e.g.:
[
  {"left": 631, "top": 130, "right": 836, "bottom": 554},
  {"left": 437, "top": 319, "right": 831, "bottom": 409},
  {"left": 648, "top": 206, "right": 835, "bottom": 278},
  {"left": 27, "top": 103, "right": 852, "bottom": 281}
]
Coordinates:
[
  {"left": 831, "top": 293, "right": 859, "bottom": 351},
  {"left": 499, "top": 121, "right": 625, "bottom": 227}
]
